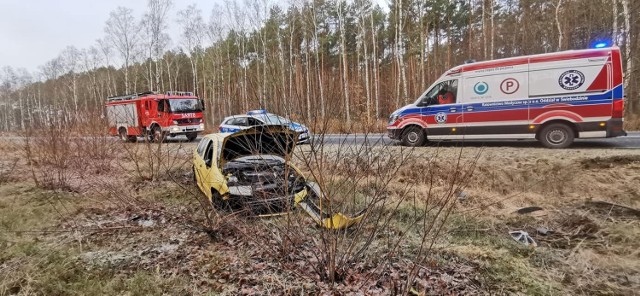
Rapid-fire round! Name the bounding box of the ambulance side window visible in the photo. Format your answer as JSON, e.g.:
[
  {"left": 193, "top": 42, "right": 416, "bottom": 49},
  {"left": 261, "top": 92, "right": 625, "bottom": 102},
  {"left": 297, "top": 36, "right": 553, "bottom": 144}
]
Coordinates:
[{"left": 420, "top": 80, "right": 458, "bottom": 106}]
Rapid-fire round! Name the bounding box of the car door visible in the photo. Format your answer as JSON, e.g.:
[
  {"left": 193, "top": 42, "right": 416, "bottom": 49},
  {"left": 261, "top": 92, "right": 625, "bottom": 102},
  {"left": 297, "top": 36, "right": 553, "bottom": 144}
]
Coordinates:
[
  {"left": 247, "top": 117, "right": 264, "bottom": 127},
  {"left": 193, "top": 139, "right": 213, "bottom": 198},
  {"left": 418, "top": 79, "right": 463, "bottom": 139}
]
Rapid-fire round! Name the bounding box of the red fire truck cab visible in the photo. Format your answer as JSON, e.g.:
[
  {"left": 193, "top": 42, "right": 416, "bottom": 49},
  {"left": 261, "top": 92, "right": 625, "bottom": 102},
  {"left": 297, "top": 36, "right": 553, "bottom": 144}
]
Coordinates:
[{"left": 106, "top": 91, "right": 205, "bottom": 142}]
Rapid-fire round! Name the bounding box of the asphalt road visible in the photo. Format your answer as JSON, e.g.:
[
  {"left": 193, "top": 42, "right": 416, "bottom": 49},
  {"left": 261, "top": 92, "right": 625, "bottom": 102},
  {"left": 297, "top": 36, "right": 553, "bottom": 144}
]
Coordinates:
[
  {"left": 4, "top": 132, "right": 640, "bottom": 149},
  {"left": 316, "top": 132, "right": 640, "bottom": 149}
]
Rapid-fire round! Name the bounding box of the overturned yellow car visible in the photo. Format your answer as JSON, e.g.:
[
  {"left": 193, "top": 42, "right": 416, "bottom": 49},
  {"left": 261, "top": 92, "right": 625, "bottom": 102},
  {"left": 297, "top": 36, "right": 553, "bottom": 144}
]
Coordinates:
[{"left": 192, "top": 125, "right": 363, "bottom": 229}]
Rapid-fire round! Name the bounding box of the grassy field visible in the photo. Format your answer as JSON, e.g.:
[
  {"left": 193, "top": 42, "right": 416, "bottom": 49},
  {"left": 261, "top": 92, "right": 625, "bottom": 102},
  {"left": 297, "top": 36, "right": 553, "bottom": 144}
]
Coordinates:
[{"left": 0, "top": 135, "right": 639, "bottom": 295}]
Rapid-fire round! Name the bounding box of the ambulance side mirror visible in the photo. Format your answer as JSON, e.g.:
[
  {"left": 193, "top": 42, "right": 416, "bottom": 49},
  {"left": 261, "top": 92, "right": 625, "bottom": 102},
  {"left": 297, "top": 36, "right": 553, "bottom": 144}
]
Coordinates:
[{"left": 418, "top": 96, "right": 433, "bottom": 107}]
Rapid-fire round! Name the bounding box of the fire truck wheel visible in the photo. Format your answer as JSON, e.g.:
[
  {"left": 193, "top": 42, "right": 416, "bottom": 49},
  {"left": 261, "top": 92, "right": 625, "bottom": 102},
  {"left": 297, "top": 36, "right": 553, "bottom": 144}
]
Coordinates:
[
  {"left": 539, "top": 123, "right": 574, "bottom": 149},
  {"left": 151, "top": 126, "right": 166, "bottom": 143},
  {"left": 118, "top": 128, "right": 133, "bottom": 143},
  {"left": 186, "top": 132, "right": 198, "bottom": 142},
  {"left": 401, "top": 126, "right": 426, "bottom": 147}
]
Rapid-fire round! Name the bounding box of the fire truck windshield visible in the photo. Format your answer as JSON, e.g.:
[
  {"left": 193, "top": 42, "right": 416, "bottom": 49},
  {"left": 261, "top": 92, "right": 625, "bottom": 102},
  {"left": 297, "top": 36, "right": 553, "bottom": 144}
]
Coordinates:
[{"left": 168, "top": 99, "right": 203, "bottom": 113}]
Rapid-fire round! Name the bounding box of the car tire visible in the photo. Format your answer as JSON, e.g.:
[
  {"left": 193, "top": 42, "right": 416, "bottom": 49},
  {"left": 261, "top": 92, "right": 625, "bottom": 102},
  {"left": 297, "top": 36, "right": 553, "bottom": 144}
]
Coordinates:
[
  {"left": 210, "top": 190, "right": 231, "bottom": 212},
  {"left": 401, "top": 126, "right": 426, "bottom": 147},
  {"left": 150, "top": 126, "right": 165, "bottom": 143},
  {"left": 186, "top": 132, "right": 198, "bottom": 142},
  {"left": 118, "top": 127, "right": 129, "bottom": 142},
  {"left": 538, "top": 123, "right": 574, "bottom": 149}
]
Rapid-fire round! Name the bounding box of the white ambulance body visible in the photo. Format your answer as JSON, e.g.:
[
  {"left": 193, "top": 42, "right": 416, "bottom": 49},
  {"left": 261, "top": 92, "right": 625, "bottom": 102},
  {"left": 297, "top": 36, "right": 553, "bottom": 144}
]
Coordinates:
[{"left": 387, "top": 47, "right": 626, "bottom": 148}]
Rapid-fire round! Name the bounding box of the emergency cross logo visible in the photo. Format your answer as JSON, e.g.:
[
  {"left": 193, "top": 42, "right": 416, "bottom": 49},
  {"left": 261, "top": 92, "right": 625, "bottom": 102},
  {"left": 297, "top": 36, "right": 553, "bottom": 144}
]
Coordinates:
[
  {"left": 558, "top": 70, "right": 585, "bottom": 90},
  {"left": 435, "top": 112, "right": 447, "bottom": 124}
]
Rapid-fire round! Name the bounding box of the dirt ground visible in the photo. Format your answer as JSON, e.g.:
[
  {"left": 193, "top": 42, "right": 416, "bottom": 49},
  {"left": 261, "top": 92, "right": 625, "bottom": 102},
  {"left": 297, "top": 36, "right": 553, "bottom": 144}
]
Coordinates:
[{"left": 0, "top": 136, "right": 639, "bottom": 295}]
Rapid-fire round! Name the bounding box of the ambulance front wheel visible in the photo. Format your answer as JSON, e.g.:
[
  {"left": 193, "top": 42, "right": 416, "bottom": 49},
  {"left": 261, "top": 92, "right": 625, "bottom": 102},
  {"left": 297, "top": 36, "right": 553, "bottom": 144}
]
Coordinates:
[
  {"left": 401, "top": 126, "right": 426, "bottom": 147},
  {"left": 539, "top": 123, "right": 574, "bottom": 149}
]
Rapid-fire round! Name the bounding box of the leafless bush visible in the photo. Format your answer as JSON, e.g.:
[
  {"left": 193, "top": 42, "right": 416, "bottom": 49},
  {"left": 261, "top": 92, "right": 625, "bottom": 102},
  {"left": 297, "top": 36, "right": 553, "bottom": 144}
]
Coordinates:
[
  {"left": 23, "top": 121, "right": 75, "bottom": 191},
  {"left": 207, "top": 106, "right": 482, "bottom": 293}
]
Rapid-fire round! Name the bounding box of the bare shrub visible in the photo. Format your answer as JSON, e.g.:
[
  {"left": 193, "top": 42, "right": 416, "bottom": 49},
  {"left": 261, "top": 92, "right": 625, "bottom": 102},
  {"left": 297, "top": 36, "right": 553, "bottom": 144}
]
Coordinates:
[
  {"left": 24, "top": 121, "right": 75, "bottom": 191},
  {"left": 209, "top": 109, "right": 482, "bottom": 293}
]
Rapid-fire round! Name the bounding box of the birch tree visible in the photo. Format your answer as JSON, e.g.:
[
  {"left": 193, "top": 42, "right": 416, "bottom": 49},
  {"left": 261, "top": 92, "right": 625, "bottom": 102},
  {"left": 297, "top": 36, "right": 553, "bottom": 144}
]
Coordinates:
[
  {"left": 105, "top": 7, "right": 140, "bottom": 94},
  {"left": 338, "top": 1, "right": 351, "bottom": 125},
  {"left": 143, "top": 0, "right": 172, "bottom": 92},
  {"left": 177, "top": 4, "right": 206, "bottom": 94}
]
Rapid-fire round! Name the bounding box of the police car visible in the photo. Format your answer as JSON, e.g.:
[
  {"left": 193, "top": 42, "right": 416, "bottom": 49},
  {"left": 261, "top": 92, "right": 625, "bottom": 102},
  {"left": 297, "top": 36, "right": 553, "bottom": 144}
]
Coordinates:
[{"left": 218, "top": 110, "right": 311, "bottom": 143}]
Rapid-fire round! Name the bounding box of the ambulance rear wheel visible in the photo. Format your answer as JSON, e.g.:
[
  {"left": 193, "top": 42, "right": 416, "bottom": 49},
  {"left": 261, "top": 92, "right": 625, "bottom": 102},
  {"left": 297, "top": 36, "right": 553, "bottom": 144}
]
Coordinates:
[
  {"left": 539, "top": 123, "right": 574, "bottom": 149},
  {"left": 401, "top": 126, "right": 426, "bottom": 147}
]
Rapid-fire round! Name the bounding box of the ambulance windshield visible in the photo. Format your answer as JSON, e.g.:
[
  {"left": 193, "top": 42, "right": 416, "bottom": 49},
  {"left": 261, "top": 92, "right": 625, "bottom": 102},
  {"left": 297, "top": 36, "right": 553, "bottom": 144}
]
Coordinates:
[{"left": 168, "top": 99, "right": 204, "bottom": 113}]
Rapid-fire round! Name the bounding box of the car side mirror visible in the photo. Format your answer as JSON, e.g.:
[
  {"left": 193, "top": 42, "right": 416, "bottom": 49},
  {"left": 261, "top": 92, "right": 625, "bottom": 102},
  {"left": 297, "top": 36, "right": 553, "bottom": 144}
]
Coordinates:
[{"left": 418, "top": 97, "right": 430, "bottom": 107}]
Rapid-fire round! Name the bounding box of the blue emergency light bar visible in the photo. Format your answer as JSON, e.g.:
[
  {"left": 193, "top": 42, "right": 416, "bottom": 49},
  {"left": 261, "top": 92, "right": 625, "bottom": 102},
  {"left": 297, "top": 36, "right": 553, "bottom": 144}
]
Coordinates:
[
  {"left": 247, "top": 109, "right": 268, "bottom": 115},
  {"left": 590, "top": 40, "right": 611, "bottom": 49}
]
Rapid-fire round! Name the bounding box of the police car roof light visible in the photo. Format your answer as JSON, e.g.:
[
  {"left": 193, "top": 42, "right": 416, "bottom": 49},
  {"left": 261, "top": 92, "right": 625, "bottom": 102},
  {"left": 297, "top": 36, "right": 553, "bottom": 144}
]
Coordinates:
[{"left": 247, "top": 109, "right": 267, "bottom": 115}]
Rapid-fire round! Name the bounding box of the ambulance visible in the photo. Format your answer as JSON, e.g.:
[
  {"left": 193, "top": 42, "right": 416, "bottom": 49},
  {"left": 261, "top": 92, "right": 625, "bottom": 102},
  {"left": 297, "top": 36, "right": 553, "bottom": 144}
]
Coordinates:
[{"left": 387, "top": 46, "right": 626, "bottom": 148}]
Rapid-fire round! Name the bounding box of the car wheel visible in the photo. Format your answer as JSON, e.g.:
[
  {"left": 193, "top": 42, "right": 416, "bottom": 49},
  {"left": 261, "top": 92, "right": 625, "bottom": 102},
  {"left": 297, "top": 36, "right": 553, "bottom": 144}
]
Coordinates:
[
  {"left": 401, "top": 126, "right": 426, "bottom": 147},
  {"left": 186, "top": 132, "right": 198, "bottom": 142},
  {"left": 210, "top": 190, "right": 231, "bottom": 212},
  {"left": 151, "top": 126, "right": 165, "bottom": 143},
  {"left": 118, "top": 127, "right": 129, "bottom": 142},
  {"left": 539, "top": 123, "right": 574, "bottom": 149}
]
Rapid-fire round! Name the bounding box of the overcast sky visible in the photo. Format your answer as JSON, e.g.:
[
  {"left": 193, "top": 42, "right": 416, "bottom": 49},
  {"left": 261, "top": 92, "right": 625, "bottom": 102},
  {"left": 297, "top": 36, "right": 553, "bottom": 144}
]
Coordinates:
[
  {"left": 0, "top": 0, "right": 391, "bottom": 74},
  {"left": 0, "top": 0, "right": 245, "bottom": 72}
]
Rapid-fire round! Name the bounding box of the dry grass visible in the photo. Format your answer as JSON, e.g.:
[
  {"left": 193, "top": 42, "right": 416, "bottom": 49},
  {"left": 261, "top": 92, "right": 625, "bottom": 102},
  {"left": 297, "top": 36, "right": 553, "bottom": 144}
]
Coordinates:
[
  {"left": 2, "top": 131, "right": 640, "bottom": 294},
  {"left": 624, "top": 115, "right": 640, "bottom": 131}
]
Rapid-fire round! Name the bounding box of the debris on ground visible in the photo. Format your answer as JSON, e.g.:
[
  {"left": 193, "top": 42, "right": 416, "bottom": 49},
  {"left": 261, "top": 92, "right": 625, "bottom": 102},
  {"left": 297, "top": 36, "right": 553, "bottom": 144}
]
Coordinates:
[
  {"left": 509, "top": 230, "right": 537, "bottom": 247},
  {"left": 536, "top": 227, "right": 553, "bottom": 236},
  {"left": 585, "top": 200, "right": 640, "bottom": 219},
  {"left": 515, "top": 206, "right": 544, "bottom": 215}
]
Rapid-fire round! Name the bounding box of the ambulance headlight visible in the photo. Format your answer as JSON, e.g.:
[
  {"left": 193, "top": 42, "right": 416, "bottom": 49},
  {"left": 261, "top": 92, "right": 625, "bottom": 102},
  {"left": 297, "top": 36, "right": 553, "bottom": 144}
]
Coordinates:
[{"left": 389, "top": 114, "right": 399, "bottom": 124}]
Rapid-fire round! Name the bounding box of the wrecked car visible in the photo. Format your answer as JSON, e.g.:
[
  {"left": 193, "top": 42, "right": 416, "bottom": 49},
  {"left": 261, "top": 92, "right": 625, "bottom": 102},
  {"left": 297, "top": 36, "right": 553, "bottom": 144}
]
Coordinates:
[{"left": 192, "top": 125, "right": 363, "bottom": 229}]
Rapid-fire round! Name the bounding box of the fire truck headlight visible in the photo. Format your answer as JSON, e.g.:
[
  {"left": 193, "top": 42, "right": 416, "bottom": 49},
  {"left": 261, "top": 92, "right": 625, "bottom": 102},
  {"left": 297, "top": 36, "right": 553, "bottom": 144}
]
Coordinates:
[
  {"left": 199, "top": 123, "right": 204, "bottom": 129},
  {"left": 170, "top": 127, "right": 180, "bottom": 132}
]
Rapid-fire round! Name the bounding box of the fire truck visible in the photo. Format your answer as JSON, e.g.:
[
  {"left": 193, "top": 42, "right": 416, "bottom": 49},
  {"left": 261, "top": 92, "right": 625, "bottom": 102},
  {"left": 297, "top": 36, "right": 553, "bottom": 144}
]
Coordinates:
[{"left": 106, "top": 91, "right": 205, "bottom": 142}]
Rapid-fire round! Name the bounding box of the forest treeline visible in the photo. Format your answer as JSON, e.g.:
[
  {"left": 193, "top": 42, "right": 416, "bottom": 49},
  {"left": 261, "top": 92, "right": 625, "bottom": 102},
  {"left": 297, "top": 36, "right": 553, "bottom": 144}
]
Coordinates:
[{"left": 0, "top": 0, "right": 638, "bottom": 130}]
